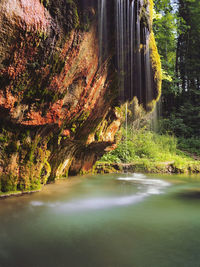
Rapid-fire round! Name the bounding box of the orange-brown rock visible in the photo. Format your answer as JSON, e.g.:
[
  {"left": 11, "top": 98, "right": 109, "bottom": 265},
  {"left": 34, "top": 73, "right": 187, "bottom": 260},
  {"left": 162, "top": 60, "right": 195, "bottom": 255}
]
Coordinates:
[
  {"left": 0, "top": 0, "right": 160, "bottom": 194},
  {"left": 0, "top": 0, "right": 124, "bottom": 193}
]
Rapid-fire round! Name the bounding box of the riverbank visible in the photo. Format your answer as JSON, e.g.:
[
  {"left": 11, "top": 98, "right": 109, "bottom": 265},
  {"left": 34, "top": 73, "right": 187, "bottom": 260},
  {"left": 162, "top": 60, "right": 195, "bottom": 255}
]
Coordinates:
[
  {"left": 94, "top": 160, "right": 200, "bottom": 175},
  {"left": 0, "top": 175, "right": 85, "bottom": 199},
  {"left": 1, "top": 158, "right": 200, "bottom": 199},
  {"left": 0, "top": 189, "right": 42, "bottom": 199},
  {"left": 1, "top": 159, "right": 200, "bottom": 198}
]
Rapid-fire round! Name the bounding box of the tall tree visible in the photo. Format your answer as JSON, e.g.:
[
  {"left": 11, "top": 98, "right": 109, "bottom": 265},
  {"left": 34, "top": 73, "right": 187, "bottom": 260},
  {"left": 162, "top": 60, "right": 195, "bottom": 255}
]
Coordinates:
[
  {"left": 176, "top": 0, "right": 200, "bottom": 94},
  {"left": 175, "top": 0, "right": 200, "bottom": 136},
  {"left": 153, "top": 0, "right": 200, "bottom": 137}
]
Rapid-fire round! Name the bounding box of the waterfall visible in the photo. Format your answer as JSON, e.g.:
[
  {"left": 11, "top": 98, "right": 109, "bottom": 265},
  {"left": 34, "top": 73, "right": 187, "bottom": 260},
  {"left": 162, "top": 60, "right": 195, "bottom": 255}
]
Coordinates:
[
  {"left": 116, "top": 0, "right": 135, "bottom": 101},
  {"left": 115, "top": 0, "right": 152, "bottom": 104},
  {"left": 135, "top": 0, "right": 142, "bottom": 102},
  {"left": 151, "top": 98, "right": 162, "bottom": 132},
  {"left": 116, "top": 0, "right": 125, "bottom": 100},
  {"left": 98, "top": 0, "right": 108, "bottom": 65},
  {"left": 98, "top": 0, "right": 153, "bottom": 107},
  {"left": 125, "top": 102, "right": 128, "bottom": 166},
  {"left": 130, "top": 0, "right": 136, "bottom": 101}
]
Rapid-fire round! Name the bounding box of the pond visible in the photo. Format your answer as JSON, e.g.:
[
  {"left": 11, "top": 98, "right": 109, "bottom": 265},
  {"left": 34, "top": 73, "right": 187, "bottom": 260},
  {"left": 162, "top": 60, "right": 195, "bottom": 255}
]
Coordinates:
[{"left": 1, "top": 173, "right": 200, "bottom": 267}]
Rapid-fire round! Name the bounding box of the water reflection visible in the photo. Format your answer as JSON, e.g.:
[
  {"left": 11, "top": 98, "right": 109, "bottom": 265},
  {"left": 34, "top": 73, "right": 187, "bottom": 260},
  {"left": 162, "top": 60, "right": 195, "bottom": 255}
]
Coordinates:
[{"left": 176, "top": 190, "right": 200, "bottom": 200}]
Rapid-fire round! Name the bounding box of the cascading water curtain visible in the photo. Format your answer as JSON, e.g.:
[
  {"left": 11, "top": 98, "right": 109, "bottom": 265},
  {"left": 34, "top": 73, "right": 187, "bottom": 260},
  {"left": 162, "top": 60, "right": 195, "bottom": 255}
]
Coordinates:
[
  {"left": 98, "top": 0, "right": 153, "bottom": 106},
  {"left": 98, "top": 0, "right": 108, "bottom": 65},
  {"left": 115, "top": 0, "right": 152, "bottom": 105}
]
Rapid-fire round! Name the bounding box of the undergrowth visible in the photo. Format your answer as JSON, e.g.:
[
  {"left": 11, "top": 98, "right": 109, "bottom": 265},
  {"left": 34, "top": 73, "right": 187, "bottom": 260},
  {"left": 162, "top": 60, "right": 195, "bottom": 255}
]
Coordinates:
[
  {"left": 100, "top": 127, "right": 200, "bottom": 172},
  {"left": 177, "top": 137, "right": 200, "bottom": 157}
]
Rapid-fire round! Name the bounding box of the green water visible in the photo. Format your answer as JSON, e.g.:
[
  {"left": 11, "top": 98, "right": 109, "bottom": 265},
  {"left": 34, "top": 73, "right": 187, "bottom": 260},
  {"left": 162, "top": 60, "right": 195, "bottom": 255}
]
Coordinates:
[{"left": 1, "top": 173, "right": 200, "bottom": 267}]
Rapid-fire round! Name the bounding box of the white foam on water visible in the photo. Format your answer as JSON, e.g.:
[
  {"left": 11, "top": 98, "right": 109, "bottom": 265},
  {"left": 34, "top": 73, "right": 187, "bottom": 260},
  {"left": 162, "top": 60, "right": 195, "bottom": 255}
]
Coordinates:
[
  {"left": 55, "top": 194, "right": 147, "bottom": 212},
  {"left": 118, "top": 174, "right": 170, "bottom": 186},
  {"left": 29, "top": 194, "right": 147, "bottom": 212},
  {"left": 29, "top": 174, "right": 170, "bottom": 212},
  {"left": 117, "top": 173, "right": 170, "bottom": 196},
  {"left": 118, "top": 173, "right": 146, "bottom": 180},
  {"left": 146, "top": 188, "right": 160, "bottom": 195},
  {"left": 30, "top": 201, "right": 44, "bottom": 207}
]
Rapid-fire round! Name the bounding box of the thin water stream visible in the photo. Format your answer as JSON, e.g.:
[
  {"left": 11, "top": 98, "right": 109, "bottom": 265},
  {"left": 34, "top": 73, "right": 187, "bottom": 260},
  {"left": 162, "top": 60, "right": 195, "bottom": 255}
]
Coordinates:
[{"left": 1, "top": 173, "right": 200, "bottom": 267}]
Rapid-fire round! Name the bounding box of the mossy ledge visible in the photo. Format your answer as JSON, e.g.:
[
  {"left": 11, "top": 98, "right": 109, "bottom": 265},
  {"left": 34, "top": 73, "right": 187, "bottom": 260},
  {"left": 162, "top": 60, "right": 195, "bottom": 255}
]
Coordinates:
[{"left": 94, "top": 161, "right": 200, "bottom": 175}]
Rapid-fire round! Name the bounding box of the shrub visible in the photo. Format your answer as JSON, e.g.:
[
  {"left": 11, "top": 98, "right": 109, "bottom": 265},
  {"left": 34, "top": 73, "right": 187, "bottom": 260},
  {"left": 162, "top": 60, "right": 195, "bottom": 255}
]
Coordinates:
[{"left": 100, "top": 127, "right": 192, "bottom": 164}]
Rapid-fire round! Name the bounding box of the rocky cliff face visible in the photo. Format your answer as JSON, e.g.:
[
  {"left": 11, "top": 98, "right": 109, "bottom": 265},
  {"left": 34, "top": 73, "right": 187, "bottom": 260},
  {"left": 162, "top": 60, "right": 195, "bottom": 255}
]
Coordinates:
[{"left": 0, "top": 0, "right": 161, "bottom": 194}]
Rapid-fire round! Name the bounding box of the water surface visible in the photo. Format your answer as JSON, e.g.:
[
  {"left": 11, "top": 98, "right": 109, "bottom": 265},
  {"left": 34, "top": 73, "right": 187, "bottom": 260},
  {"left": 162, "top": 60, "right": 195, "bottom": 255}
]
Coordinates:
[{"left": 0, "top": 173, "right": 200, "bottom": 267}]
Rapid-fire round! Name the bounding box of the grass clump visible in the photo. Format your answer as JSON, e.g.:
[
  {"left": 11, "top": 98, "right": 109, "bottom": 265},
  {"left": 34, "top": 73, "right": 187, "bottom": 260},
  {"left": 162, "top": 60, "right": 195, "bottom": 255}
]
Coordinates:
[{"left": 100, "top": 127, "right": 200, "bottom": 173}]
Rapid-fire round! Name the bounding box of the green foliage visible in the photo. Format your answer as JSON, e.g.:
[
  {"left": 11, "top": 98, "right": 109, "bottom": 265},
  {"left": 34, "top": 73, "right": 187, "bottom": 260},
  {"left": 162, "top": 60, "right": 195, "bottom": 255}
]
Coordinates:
[
  {"left": 99, "top": 124, "right": 200, "bottom": 174},
  {"left": 100, "top": 127, "right": 196, "bottom": 167},
  {"left": 153, "top": 0, "right": 200, "bottom": 151},
  {"left": 153, "top": 0, "right": 179, "bottom": 104},
  {"left": 178, "top": 137, "right": 200, "bottom": 156},
  {"left": 158, "top": 115, "right": 192, "bottom": 137},
  {"left": 140, "top": 0, "right": 200, "bottom": 148}
]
